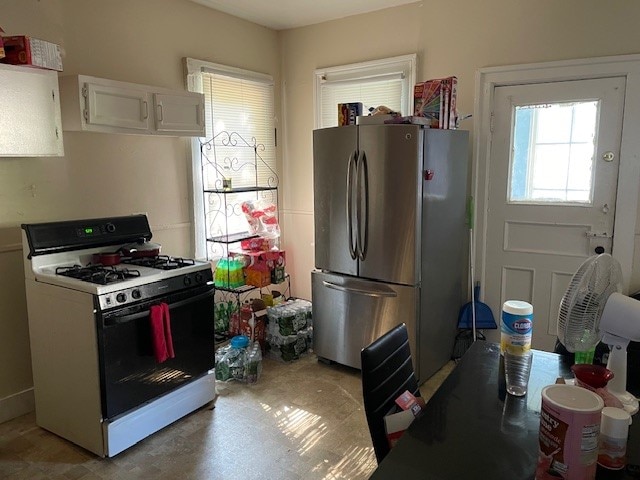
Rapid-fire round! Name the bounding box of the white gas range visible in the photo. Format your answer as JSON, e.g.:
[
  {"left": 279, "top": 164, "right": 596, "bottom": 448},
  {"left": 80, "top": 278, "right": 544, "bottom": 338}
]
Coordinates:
[{"left": 22, "top": 214, "right": 216, "bottom": 457}]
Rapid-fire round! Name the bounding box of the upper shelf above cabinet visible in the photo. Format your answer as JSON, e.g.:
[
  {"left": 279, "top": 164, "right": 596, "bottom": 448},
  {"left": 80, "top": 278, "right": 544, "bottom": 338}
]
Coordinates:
[
  {"left": 0, "top": 64, "right": 64, "bottom": 157},
  {"left": 59, "top": 75, "right": 205, "bottom": 137}
]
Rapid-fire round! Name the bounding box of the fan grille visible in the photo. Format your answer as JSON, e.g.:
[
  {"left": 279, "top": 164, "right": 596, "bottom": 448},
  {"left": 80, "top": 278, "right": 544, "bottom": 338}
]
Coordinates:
[{"left": 557, "top": 254, "right": 623, "bottom": 352}]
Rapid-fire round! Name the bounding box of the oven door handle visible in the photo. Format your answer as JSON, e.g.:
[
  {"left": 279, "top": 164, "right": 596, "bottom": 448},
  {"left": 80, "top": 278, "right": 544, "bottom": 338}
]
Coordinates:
[{"left": 103, "top": 288, "right": 215, "bottom": 326}]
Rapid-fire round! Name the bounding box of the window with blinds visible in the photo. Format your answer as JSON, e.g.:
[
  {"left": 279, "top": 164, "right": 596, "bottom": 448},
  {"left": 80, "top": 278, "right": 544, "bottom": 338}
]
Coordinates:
[
  {"left": 201, "top": 72, "right": 275, "bottom": 190},
  {"left": 315, "top": 54, "right": 417, "bottom": 129},
  {"left": 185, "top": 58, "right": 276, "bottom": 259}
]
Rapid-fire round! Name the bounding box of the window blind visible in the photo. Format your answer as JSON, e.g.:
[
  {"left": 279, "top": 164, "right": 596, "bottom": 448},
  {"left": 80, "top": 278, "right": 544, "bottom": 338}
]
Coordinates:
[
  {"left": 202, "top": 73, "right": 275, "bottom": 190},
  {"left": 319, "top": 78, "right": 404, "bottom": 128},
  {"left": 200, "top": 71, "right": 276, "bottom": 243},
  {"left": 315, "top": 54, "right": 416, "bottom": 129}
]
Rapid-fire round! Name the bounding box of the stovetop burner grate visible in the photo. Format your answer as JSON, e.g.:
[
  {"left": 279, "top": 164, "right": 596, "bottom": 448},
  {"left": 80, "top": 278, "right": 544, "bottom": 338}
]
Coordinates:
[
  {"left": 121, "top": 255, "right": 196, "bottom": 270},
  {"left": 55, "top": 265, "right": 142, "bottom": 285}
]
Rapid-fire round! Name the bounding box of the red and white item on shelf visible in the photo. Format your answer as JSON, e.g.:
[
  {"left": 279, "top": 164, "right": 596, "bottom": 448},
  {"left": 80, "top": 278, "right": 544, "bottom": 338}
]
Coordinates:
[
  {"left": 241, "top": 199, "right": 280, "bottom": 239},
  {"left": 240, "top": 236, "right": 272, "bottom": 252},
  {"left": 231, "top": 249, "right": 286, "bottom": 287},
  {"left": 0, "top": 34, "right": 63, "bottom": 71}
]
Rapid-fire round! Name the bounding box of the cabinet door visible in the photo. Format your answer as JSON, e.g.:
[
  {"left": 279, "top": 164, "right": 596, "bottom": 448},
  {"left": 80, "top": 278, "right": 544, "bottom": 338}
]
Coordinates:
[
  {"left": 85, "top": 83, "right": 149, "bottom": 131},
  {"left": 0, "top": 65, "right": 64, "bottom": 157},
  {"left": 152, "top": 92, "right": 205, "bottom": 136}
]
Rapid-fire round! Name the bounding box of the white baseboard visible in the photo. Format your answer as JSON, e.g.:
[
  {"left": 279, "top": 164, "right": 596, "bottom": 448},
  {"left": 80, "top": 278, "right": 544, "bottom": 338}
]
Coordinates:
[{"left": 0, "top": 388, "right": 35, "bottom": 424}]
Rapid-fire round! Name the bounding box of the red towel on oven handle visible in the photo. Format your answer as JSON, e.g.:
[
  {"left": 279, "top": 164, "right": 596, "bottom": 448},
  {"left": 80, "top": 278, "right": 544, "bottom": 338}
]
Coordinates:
[
  {"left": 161, "top": 302, "right": 175, "bottom": 359},
  {"left": 150, "top": 304, "right": 169, "bottom": 363}
]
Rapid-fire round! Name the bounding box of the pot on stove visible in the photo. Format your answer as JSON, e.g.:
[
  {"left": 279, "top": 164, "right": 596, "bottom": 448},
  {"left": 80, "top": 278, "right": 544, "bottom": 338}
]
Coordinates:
[
  {"left": 92, "top": 252, "right": 123, "bottom": 265},
  {"left": 120, "top": 239, "right": 162, "bottom": 258}
]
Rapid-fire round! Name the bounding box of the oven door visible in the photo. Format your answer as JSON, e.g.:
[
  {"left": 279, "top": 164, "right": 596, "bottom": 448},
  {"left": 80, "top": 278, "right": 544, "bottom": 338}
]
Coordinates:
[{"left": 97, "top": 283, "right": 215, "bottom": 419}]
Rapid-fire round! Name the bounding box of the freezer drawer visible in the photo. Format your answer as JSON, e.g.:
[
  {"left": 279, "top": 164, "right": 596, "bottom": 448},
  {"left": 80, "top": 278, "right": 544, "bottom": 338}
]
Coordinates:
[{"left": 311, "top": 271, "right": 418, "bottom": 373}]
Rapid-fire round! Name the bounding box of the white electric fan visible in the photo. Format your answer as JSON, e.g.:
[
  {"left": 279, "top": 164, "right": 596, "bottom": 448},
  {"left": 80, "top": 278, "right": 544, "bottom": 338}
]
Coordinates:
[{"left": 558, "top": 253, "right": 640, "bottom": 415}]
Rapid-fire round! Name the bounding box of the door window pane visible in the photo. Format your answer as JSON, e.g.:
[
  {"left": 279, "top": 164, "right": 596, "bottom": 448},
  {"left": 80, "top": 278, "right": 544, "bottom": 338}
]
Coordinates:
[{"left": 509, "top": 101, "right": 599, "bottom": 204}]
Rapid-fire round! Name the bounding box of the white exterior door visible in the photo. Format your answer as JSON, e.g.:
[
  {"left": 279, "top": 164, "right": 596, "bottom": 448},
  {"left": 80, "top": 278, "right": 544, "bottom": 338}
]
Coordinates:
[{"left": 484, "top": 77, "right": 626, "bottom": 351}]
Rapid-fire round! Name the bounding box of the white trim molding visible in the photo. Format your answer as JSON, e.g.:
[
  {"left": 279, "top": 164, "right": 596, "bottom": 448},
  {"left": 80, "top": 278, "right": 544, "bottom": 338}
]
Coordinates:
[
  {"left": 474, "top": 54, "right": 640, "bottom": 293},
  {"left": 0, "top": 388, "right": 34, "bottom": 424}
]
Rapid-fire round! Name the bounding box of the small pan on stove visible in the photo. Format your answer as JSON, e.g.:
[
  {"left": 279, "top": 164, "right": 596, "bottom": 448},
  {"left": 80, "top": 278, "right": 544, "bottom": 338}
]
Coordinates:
[
  {"left": 92, "top": 252, "right": 123, "bottom": 265},
  {"left": 120, "top": 239, "right": 162, "bottom": 258}
]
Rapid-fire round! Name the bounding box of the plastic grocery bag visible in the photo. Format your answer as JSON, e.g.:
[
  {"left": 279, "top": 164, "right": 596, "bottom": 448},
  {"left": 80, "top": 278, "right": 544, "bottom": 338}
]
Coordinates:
[{"left": 241, "top": 199, "right": 280, "bottom": 239}]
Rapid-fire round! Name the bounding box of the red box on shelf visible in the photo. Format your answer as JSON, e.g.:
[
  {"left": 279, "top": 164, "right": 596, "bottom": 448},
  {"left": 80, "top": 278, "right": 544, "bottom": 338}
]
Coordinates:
[
  {"left": 231, "top": 249, "right": 286, "bottom": 272},
  {"left": 239, "top": 315, "right": 266, "bottom": 349},
  {"left": 240, "top": 237, "right": 271, "bottom": 251},
  {"left": 0, "top": 35, "right": 63, "bottom": 71}
]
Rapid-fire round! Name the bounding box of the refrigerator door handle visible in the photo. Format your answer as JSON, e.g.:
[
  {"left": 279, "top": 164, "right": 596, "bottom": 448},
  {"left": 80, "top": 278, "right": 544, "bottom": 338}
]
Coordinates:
[
  {"left": 346, "top": 151, "right": 357, "bottom": 260},
  {"left": 322, "top": 280, "right": 398, "bottom": 298},
  {"left": 354, "top": 150, "right": 361, "bottom": 260},
  {"left": 358, "top": 152, "right": 369, "bottom": 261}
]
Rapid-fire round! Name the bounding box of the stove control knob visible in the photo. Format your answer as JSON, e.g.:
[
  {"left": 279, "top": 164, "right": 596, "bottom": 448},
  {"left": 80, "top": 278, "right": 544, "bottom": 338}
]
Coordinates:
[
  {"left": 105, "top": 223, "right": 116, "bottom": 233},
  {"left": 116, "top": 293, "right": 127, "bottom": 303},
  {"left": 131, "top": 289, "right": 141, "bottom": 300},
  {"left": 184, "top": 276, "right": 192, "bottom": 286},
  {"left": 195, "top": 272, "right": 204, "bottom": 283}
]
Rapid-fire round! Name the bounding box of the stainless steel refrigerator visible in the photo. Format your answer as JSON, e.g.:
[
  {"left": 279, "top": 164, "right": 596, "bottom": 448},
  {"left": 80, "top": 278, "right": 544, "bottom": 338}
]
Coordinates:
[{"left": 312, "top": 124, "right": 468, "bottom": 382}]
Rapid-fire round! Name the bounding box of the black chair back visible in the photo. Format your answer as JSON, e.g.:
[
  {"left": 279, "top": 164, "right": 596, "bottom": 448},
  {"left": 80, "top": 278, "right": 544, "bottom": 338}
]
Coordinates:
[{"left": 361, "top": 323, "right": 420, "bottom": 463}]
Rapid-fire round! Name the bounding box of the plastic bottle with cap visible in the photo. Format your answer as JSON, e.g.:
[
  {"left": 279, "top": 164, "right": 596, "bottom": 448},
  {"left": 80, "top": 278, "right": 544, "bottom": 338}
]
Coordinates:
[
  {"left": 228, "top": 335, "right": 250, "bottom": 381},
  {"left": 598, "top": 406, "right": 632, "bottom": 470},
  {"left": 501, "top": 300, "right": 534, "bottom": 396}
]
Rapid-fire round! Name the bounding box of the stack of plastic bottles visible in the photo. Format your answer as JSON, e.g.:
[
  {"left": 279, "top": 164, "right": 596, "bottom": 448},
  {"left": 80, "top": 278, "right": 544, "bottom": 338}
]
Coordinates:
[
  {"left": 215, "top": 335, "right": 263, "bottom": 384},
  {"left": 214, "top": 257, "right": 245, "bottom": 289},
  {"left": 214, "top": 300, "right": 238, "bottom": 336},
  {"left": 266, "top": 299, "right": 313, "bottom": 362}
]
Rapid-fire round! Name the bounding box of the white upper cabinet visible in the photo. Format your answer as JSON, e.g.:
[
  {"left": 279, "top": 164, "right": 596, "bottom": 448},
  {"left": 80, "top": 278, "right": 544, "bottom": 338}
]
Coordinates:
[
  {"left": 60, "top": 75, "right": 205, "bottom": 137},
  {"left": 85, "top": 83, "right": 150, "bottom": 131},
  {"left": 0, "top": 64, "right": 64, "bottom": 157},
  {"left": 153, "top": 92, "right": 205, "bottom": 134}
]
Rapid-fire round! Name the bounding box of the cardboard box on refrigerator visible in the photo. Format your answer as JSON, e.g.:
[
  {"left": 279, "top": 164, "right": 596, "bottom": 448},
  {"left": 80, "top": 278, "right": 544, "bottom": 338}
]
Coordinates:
[
  {"left": 414, "top": 80, "right": 445, "bottom": 128},
  {"left": 414, "top": 76, "right": 457, "bottom": 129},
  {"left": 338, "top": 102, "right": 363, "bottom": 126},
  {"left": 0, "top": 35, "right": 63, "bottom": 71}
]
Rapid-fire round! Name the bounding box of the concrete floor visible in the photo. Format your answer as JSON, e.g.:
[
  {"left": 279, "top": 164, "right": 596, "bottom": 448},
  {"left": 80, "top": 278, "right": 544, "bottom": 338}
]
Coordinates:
[{"left": 0, "top": 354, "right": 455, "bottom": 480}]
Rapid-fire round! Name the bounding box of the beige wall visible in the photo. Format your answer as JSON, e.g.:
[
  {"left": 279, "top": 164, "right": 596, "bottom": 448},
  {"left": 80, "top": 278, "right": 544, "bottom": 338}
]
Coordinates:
[
  {"left": 279, "top": 0, "right": 640, "bottom": 301},
  {"left": 0, "top": 0, "right": 279, "bottom": 417}
]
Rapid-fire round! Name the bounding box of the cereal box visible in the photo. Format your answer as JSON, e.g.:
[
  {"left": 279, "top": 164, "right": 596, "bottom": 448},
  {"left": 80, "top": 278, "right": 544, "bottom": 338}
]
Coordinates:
[
  {"left": 414, "top": 80, "right": 445, "bottom": 128},
  {"left": 414, "top": 76, "right": 457, "bottom": 129},
  {"left": 338, "top": 102, "right": 363, "bottom": 126}
]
